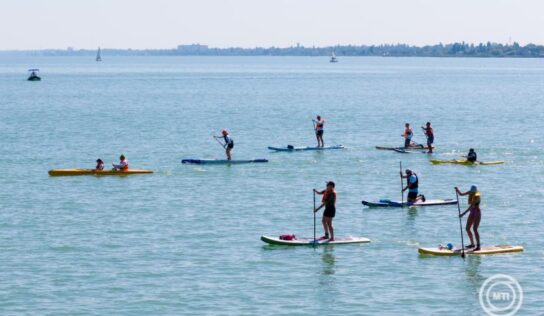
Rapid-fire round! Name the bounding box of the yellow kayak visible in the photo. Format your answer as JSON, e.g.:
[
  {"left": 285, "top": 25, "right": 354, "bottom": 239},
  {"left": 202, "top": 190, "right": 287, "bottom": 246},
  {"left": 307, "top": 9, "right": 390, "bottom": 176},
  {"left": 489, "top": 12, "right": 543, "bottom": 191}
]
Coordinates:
[
  {"left": 430, "top": 159, "right": 504, "bottom": 166},
  {"left": 418, "top": 245, "right": 523, "bottom": 256},
  {"left": 48, "top": 169, "right": 153, "bottom": 176}
]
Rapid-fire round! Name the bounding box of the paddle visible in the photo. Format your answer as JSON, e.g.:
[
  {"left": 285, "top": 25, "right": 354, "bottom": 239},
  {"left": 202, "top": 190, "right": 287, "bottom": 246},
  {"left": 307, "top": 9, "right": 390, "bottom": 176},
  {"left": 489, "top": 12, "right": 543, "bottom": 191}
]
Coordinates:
[
  {"left": 313, "top": 189, "right": 317, "bottom": 247},
  {"left": 400, "top": 161, "right": 404, "bottom": 207},
  {"left": 456, "top": 191, "right": 466, "bottom": 259},
  {"left": 213, "top": 135, "right": 226, "bottom": 148}
]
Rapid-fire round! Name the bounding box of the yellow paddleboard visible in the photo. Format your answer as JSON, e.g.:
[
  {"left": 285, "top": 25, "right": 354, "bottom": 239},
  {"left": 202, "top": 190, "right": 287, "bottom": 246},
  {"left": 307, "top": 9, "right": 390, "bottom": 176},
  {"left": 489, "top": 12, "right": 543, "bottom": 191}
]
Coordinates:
[
  {"left": 430, "top": 159, "right": 504, "bottom": 166},
  {"left": 48, "top": 169, "right": 153, "bottom": 176},
  {"left": 418, "top": 245, "right": 523, "bottom": 256}
]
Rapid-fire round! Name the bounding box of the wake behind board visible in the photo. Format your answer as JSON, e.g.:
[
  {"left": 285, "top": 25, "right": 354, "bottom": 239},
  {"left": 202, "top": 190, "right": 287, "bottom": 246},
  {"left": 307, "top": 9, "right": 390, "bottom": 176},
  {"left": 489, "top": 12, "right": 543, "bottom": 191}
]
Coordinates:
[
  {"left": 268, "top": 145, "right": 344, "bottom": 152},
  {"left": 261, "top": 235, "right": 370, "bottom": 246},
  {"left": 182, "top": 159, "right": 268, "bottom": 165},
  {"left": 362, "top": 199, "right": 457, "bottom": 208},
  {"left": 418, "top": 245, "right": 524, "bottom": 256}
]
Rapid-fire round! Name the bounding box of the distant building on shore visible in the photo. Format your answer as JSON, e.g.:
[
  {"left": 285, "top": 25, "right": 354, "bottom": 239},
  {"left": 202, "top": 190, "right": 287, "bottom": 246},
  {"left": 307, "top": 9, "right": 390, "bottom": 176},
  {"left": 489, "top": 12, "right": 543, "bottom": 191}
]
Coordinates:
[{"left": 177, "top": 44, "right": 209, "bottom": 54}]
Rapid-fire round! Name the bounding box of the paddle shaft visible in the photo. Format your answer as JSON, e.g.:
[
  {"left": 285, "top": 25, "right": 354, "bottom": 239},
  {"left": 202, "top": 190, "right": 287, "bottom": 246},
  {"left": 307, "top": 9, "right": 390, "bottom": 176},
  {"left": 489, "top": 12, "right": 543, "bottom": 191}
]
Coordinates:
[
  {"left": 456, "top": 192, "right": 466, "bottom": 258},
  {"left": 313, "top": 190, "right": 316, "bottom": 246},
  {"left": 400, "top": 161, "right": 404, "bottom": 206},
  {"left": 213, "top": 136, "right": 225, "bottom": 148}
]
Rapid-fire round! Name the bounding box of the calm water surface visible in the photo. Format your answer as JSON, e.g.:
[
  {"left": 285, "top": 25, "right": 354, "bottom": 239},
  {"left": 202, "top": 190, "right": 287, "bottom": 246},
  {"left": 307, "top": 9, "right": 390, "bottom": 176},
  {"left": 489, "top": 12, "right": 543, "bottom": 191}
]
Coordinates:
[{"left": 0, "top": 56, "right": 543, "bottom": 315}]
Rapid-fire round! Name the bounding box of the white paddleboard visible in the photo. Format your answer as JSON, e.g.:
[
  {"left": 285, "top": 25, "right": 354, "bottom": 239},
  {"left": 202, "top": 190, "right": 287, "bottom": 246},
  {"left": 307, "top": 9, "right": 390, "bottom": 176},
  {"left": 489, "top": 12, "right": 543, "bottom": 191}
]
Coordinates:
[{"left": 261, "top": 235, "right": 370, "bottom": 246}]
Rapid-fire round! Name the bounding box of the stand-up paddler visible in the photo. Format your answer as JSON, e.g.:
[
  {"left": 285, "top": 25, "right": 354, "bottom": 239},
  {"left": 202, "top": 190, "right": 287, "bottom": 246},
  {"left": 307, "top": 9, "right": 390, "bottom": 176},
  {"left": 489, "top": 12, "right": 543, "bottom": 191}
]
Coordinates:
[
  {"left": 421, "top": 122, "right": 434, "bottom": 153},
  {"left": 214, "top": 129, "right": 234, "bottom": 160},
  {"left": 313, "top": 115, "right": 325, "bottom": 148},
  {"left": 313, "top": 181, "right": 336, "bottom": 241},
  {"left": 456, "top": 185, "right": 481, "bottom": 251}
]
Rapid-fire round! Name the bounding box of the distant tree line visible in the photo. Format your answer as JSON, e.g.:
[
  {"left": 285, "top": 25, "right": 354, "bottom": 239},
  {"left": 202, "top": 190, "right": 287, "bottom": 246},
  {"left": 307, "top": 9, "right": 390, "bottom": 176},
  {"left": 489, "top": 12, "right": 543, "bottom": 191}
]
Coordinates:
[{"left": 3, "top": 42, "right": 544, "bottom": 57}]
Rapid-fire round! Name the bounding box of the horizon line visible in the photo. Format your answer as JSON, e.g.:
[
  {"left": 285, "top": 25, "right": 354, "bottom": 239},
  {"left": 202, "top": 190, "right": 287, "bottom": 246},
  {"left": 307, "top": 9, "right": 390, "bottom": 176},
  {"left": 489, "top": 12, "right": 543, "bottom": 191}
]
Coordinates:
[{"left": 1, "top": 41, "right": 543, "bottom": 52}]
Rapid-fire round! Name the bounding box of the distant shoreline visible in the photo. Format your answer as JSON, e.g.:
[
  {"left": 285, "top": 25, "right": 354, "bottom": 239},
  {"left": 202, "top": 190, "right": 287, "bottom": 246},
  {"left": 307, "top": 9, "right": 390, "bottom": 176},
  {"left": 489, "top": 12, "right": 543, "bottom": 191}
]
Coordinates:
[{"left": 2, "top": 42, "right": 544, "bottom": 58}]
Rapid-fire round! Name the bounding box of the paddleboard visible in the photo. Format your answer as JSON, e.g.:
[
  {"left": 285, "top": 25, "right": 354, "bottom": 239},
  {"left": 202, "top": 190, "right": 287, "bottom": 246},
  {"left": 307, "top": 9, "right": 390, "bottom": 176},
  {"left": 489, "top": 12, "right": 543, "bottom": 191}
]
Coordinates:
[
  {"left": 181, "top": 159, "right": 268, "bottom": 165},
  {"left": 48, "top": 169, "right": 153, "bottom": 176},
  {"left": 392, "top": 148, "right": 434, "bottom": 154},
  {"left": 261, "top": 235, "right": 370, "bottom": 246},
  {"left": 418, "top": 245, "right": 524, "bottom": 256},
  {"left": 376, "top": 145, "right": 431, "bottom": 151},
  {"left": 362, "top": 199, "right": 457, "bottom": 208},
  {"left": 430, "top": 159, "right": 504, "bottom": 166},
  {"left": 268, "top": 145, "right": 344, "bottom": 152}
]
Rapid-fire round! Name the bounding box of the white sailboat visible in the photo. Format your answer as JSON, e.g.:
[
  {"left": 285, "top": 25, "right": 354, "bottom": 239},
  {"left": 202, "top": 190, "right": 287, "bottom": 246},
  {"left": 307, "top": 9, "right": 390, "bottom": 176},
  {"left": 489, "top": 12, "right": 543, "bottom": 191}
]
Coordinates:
[
  {"left": 329, "top": 51, "right": 338, "bottom": 63},
  {"left": 96, "top": 47, "right": 102, "bottom": 62}
]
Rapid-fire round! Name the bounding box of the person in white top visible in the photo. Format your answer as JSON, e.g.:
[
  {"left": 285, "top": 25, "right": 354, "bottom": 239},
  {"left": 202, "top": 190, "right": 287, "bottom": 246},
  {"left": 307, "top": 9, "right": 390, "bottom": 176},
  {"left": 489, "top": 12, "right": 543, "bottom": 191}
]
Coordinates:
[
  {"left": 112, "top": 154, "right": 129, "bottom": 170},
  {"left": 313, "top": 115, "right": 325, "bottom": 147}
]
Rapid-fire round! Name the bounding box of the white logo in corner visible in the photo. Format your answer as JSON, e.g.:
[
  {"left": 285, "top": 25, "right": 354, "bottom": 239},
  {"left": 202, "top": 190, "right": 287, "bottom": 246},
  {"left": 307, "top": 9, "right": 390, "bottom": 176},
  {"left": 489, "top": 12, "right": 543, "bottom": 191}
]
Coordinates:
[{"left": 479, "top": 274, "right": 523, "bottom": 316}]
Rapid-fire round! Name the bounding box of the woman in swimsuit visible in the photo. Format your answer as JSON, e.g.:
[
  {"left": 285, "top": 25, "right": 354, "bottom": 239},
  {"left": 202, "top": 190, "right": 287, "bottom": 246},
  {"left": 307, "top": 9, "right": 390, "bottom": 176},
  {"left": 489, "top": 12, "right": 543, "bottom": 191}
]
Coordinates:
[{"left": 456, "top": 185, "right": 481, "bottom": 251}]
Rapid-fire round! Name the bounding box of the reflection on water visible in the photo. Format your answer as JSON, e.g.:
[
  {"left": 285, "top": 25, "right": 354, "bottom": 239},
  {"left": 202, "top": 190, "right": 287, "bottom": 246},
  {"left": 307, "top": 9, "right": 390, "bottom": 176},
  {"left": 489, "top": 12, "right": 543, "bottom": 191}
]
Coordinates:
[
  {"left": 465, "top": 255, "right": 483, "bottom": 290},
  {"left": 405, "top": 206, "right": 418, "bottom": 234},
  {"left": 316, "top": 247, "right": 338, "bottom": 308},
  {"left": 321, "top": 247, "right": 336, "bottom": 276},
  {"left": 407, "top": 206, "right": 418, "bottom": 218}
]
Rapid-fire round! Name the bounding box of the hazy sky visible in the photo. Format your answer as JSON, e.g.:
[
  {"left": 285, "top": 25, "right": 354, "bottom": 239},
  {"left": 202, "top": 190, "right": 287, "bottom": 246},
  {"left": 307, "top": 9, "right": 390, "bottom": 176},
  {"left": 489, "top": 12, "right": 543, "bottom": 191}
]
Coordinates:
[{"left": 1, "top": 0, "right": 542, "bottom": 49}]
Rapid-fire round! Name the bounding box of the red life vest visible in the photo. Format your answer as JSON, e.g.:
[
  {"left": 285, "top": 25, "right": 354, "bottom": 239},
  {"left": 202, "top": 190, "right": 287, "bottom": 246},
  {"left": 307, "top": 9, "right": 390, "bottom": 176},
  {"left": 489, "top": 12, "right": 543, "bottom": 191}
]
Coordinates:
[
  {"left": 316, "top": 119, "right": 325, "bottom": 131},
  {"left": 322, "top": 190, "right": 336, "bottom": 205},
  {"left": 425, "top": 126, "right": 433, "bottom": 137}
]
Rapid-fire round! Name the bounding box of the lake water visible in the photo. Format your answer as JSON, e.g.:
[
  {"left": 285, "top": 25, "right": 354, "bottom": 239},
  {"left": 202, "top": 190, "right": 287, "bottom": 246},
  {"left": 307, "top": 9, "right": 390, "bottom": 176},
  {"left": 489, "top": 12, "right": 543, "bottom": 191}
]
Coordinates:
[{"left": 0, "top": 56, "right": 543, "bottom": 315}]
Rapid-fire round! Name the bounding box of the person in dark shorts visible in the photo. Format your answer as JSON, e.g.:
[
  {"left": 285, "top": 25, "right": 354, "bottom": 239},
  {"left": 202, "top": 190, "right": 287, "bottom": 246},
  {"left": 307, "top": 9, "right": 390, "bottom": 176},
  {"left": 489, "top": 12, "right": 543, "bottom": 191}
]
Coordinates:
[
  {"left": 421, "top": 122, "right": 434, "bottom": 153},
  {"left": 400, "top": 169, "right": 425, "bottom": 204},
  {"left": 313, "top": 115, "right": 325, "bottom": 147},
  {"left": 314, "top": 181, "right": 336, "bottom": 241},
  {"left": 214, "top": 129, "right": 234, "bottom": 160}
]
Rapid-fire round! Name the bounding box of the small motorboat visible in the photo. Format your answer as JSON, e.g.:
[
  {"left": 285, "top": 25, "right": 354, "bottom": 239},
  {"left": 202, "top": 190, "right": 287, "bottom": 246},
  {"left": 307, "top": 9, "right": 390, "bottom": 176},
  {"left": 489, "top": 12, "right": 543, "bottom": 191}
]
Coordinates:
[{"left": 27, "top": 69, "right": 41, "bottom": 81}]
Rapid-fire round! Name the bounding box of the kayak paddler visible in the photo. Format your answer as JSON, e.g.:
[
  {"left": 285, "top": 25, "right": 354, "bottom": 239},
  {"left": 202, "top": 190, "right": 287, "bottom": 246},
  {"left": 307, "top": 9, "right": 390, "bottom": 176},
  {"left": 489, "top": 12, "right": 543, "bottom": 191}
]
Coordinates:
[
  {"left": 112, "top": 154, "right": 129, "bottom": 171},
  {"left": 421, "top": 122, "right": 434, "bottom": 153},
  {"left": 214, "top": 129, "right": 234, "bottom": 160},
  {"left": 94, "top": 159, "right": 104, "bottom": 171},
  {"left": 313, "top": 181, "right": 336, "bottom": 241},
  {"left": 402, "top": 123, "right": 414, "bottom": 148},
  {"left": 313, "top": 115, "right": 325, "bottom": 148},
  {"left": 466, "top": 148, "right": 477, "bottom": 163},
  {"left": 455, "top": 185, "right": 481, "bottom": 251},
  {"left": 400, "top": 169, "right": 426, "bottom": 204}
]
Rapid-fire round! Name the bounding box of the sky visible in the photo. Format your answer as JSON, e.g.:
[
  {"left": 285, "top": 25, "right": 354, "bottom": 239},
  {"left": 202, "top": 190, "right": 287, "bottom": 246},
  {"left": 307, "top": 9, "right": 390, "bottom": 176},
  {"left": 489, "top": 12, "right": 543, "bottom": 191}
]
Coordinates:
[{"left": 0, "top": 0, "right": 543, "bottom": 50}]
